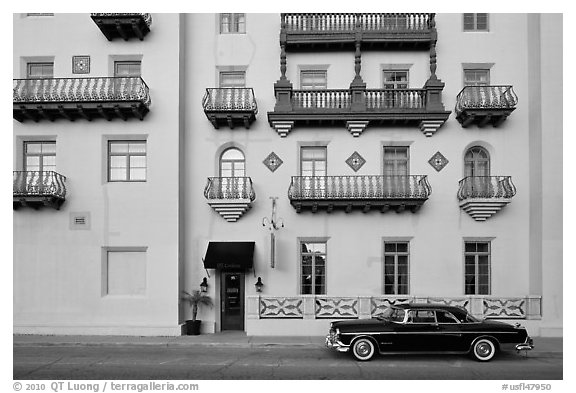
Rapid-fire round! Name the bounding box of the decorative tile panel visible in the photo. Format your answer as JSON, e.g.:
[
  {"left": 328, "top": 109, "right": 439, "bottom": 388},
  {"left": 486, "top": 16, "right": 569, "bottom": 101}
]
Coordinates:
[
  {"left": 370, "top": 297, "right": 411, "bottom": 317},
  {"left": 263, "top": 152, "right": 284, "bottom": 172},
  {"left": 345, "top": 151, "right": 366, "bottom": 172},
  {"left": 428, "top": 151, "right": 448, "bottom": 172},
  {"left": 260, "top": 297, "right": 303, "bottom": 318},
  {"left": 483, "top": 298, "right": 526, "bottom": 319},
  {"left": 427, "top": 297, "right": 469, "bottom": 310},
  {"left": 315, "top": 297, "right": 358, "bottom": 318},
  {"left": 72, "top": 56, "right": 90, "bottom": 74}
]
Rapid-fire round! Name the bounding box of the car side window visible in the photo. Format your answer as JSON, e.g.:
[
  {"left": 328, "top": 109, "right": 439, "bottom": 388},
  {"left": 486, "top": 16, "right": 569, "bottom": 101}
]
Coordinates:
[
  {"left": 435, "top": 310, "right": 460, "bottom": 324},
  {"left": 407, "top": 310, "right": 436, "bottom": 323}
]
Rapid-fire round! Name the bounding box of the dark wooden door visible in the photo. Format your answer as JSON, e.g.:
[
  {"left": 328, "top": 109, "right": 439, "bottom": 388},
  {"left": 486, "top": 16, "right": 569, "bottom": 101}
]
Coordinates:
[{"left": 221, "top": 272, "right": 245, "bottom": 330}]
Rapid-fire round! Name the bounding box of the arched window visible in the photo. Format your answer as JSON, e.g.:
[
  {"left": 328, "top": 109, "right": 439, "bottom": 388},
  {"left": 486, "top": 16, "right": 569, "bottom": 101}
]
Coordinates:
[
  {"left": 464, "top": 146, "right": 490, "bottom": 177},
  {"left": 220, "top": 148, "right": 245, "bottom": 178}
]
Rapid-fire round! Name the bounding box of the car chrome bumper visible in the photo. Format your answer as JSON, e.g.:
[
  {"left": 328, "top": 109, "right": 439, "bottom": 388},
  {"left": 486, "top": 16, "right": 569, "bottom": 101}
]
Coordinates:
[
  {"left": 325, "top": 334, "right": 350, "bottom": 353},
  {"left": 515, "top": 336, "right": 534, "bottom": 352}
]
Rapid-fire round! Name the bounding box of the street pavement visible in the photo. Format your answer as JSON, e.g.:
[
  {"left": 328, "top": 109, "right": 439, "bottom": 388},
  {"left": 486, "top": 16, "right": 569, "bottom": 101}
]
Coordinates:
[{"left": 13, "top": 333, "right": 563, "bottom": 380}]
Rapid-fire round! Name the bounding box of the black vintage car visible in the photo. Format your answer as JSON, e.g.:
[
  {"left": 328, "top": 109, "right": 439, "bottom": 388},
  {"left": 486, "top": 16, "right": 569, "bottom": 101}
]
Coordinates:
[{"left": 326, "top": 303, "right": 533, "bottom": 361}]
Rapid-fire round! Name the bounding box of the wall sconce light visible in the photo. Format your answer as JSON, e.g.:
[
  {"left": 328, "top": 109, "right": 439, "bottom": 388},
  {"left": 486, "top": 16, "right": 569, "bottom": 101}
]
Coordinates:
[
  {"left": 255, "top": 277, "right": 264, "bottom": 292},
  {"left": 200, "top": 277, "right": 208, "bottom": 293}
]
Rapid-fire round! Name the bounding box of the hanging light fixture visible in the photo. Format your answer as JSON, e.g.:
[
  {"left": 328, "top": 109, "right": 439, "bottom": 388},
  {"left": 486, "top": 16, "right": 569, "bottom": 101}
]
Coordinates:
[
  {"left": 255, "top": 277, "right": 264, "bottom": 292},
  {"left": 200, "top": 277, "right": 208, "bottom": 293}
]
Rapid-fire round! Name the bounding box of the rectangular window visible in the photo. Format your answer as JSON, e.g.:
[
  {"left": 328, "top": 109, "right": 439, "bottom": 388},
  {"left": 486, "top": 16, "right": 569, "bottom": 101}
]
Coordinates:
[
  {"left": 464, "top": 241, "right": 491, "bottom": 295},
  {"left": 384, "top": 242, "right": 409, "bottom": 295},
  {"left": 464, "top": 69, "right": 490, "bottom": 87},
  {"left": 219, "top": 71, "right": 246, "bottom": 88},
  {"left": 300, "top": 241, "right": 327, "bottom": 295},
  {"left": 383, "top": 70, "right": 409, "bottom": 89},
  {"left": 220, "top": 13, "right": 246, "bottom": 34},
  {"left": 300, "top": 70, "right": 327, "bottom": 90},
  {"left": 463, "top": 13, "right": 489, "bottom": 31},
  {"left": 24, "top": 141, "right": 56, "bottom": 172},
  {"left": 300, "top": 146, "right": 327, "bottom": 195},
  {"left": 383, "top": 146, "right": 409, "bottom": 176},
  {"left": 114, "top": 61, "right": 141, "bottom": 77},
  {"left": 105, "top": 250, "right": 146, "bottom": 296},
  {"left": 27, "top": 62, "right": 53, "bottom": 79},
  {"left": 108, "top": 141, "right": 147, "bottom": 182}
]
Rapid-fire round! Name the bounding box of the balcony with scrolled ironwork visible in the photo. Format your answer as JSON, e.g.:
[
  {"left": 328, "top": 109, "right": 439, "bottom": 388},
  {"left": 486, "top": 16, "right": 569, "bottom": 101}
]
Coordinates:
[
  {"left": 268, "top": 87, "right": 451, "bottom": 137},
  {"left": 13, "top": 171, "right": 67, "bottom": 210},
  {"left": 455, "top": 86, "right": 518, "bottom": 128},
  {"left": 288, "top": 175, "right": 431, "bottom": 213},
  {"left": 90, "top": 13, "right": 152, "bottom": 41},
  {"left": 13, "top": 77, "right": 151, "bottom": 122},
  {"left": 202, "top": 88, "right": 258, "bottom": 129},
  {"left": 457, "top": 176, "right": 516, "bottom": 221},
  {"left": 204, "top": 177, "right": 256, "bottom": 222},
  {"left": 282, "top": 13, "right": 434, "bottom": 49}
]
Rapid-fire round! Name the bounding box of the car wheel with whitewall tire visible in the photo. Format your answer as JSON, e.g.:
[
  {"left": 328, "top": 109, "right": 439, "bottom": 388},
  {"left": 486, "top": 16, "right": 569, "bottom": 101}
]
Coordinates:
[
  {"left": 471, "top": 338, "right": 497, "bottom": 362},
  {"left": 351, "top": 337, "right": 376, "bottom": 361}
]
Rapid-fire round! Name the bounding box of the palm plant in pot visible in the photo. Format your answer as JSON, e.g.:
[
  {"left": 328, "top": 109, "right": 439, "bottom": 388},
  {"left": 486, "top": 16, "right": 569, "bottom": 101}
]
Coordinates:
[{"left": 182, "top": 289, "right": 213, "bottom": 335}]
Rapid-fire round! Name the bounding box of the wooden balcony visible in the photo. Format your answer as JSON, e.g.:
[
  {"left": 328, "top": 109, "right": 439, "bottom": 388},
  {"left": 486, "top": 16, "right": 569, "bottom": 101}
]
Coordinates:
[
  {"left": 204, "top": 177, "right": 256, "bottom": 222},
  {"left": 282, "top": 13, "right": 434, "bottom": 50},
  {"left": 268, "top": 86, "right": 450, "bottom": 137},
  {"left": 288, "top": 175, "right": 431, "bottom": 213},
  {"left": 455, "top": 86, "right": 518, "bottom": 128},
  {"left": 457, "top": 176, "right": 516, "bottom": 221},
  {"left": 202, "top": 88, "right": 258, "bottom": 129},
  {"left": 90, "top": 13, "right": 152, "bottom": 41},
  {"left": 13, "top": 77, "right": 151, "bottom": 122},
  {"left": 13, "top": 171, "right": 67, "bottom": 210}
]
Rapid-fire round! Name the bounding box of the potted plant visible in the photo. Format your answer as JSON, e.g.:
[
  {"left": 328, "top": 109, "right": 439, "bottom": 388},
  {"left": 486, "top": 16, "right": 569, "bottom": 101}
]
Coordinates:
[{"left": 182, "top": 289, "right": 213, "bottom": 335}]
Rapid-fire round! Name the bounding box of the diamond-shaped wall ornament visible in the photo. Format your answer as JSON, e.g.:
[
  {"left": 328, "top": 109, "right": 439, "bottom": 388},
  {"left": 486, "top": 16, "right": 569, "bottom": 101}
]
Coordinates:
[
  {"left": 263, "top": 152, "right": 283, "bottom": 172},
  {"left": 72, "top": 56, "right": 90, "bottom": 74},
  {"left": 345, "top": 151, "right": 366, "bottom": 172},
  {"left": 428, "top": 151, "right": 449, "bottom": 172}
]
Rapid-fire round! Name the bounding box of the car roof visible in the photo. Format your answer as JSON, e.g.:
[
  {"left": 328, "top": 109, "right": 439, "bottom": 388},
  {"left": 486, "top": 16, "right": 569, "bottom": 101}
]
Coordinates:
[{"left": 392, "top": 303, "right": 467, "bottom": 314}]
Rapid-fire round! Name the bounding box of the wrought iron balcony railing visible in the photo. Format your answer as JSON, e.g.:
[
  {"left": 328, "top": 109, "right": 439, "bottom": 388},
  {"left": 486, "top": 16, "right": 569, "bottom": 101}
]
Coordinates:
[
  {"left": 13, "top": 171, "right": 67, "bottom": 210},
  {"left": 455, "top": 86, "right": 518, "bottom": 127},
  {"left": 202, "top": 88, "right": 258, "bottom": 129},
  {"left": 90, "top": 13, "right": 152, "bottom": 40},
  {"left": 288, "top": 175, "right": 431, "bottom": 213},
  {"left": 204, "top": 177, "right": 256, "bottom": 201},
  {"left": 13, "top": 77, "right": 151, "bottom": 122},
  {"left": 457, "top": 176, "right": 516, "bottom": 201}
]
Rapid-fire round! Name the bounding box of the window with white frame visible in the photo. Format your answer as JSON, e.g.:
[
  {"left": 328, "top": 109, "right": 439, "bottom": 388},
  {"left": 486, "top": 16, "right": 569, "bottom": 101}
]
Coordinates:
[
  {"left": 300, "top": 241, "right": 327, "bottom": 295},
  {"left": 220, "top": 13, "right": 246, "bottom": 34},
  {"left": 384, "top": 242, "right": 409, "bottom": 295},
  {"left": 463, "top": 13, "right": 489, "bottom": 31},
  {"left": 383, "top": 146, "right": 409, "bottom": 176},
  {"left": 24, "top": 141, "right": 56, "bottom": 172},
  {"left": 383, "top": 70, "right": 409, "bottom": 89},
  {"left": 114, "top": 61, "right": 141, "bottom": 77},
  {"left": 27, "top": 62, "right": 53, "bottom": 79},
  {"left": 300, "top": 70, "right": 327, "bottom": 90},
  {"left": 108, "top": 141, "right": 147, "bottom": 182},
  {"left": 464, "top": 241, "right": 491, "bottom": 295},
  {"left": 464, "top": 69, "right": 490, "bottom": 87},
  {"left": 219, "top": 71, "right": 246, "bottom": 88}
]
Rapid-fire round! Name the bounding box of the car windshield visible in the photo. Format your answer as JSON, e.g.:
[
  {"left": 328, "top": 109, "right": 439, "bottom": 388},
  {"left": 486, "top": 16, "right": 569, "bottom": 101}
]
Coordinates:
[{"left": 378, "top": 307, "right": 405, "bottom": 322}]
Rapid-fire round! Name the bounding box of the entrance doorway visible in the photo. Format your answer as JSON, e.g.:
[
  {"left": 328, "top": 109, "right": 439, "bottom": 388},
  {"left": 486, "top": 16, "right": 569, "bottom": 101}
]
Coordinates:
[{"left": 220, "top": 272, "right": 245, "bottom": 330}]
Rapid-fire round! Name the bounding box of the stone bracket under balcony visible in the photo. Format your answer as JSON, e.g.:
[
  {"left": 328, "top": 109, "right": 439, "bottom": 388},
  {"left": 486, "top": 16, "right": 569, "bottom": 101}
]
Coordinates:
[
  {"left": 204, "top": 177, "right": 256, "bottom": 222},
  {"left": 13, "top": 171, "right": 67, "bottom": 210},
  {"left": 457, "top": 176, "right": 516, "bottom": 221},
  {"left": 90, "top": 13, "right": 152, "bottom": 41},
  {"left": 13, "top": 77, "right": 151, "bottom": 122},
  {"left": 203, "top": 88, "right": 258, "bottom": 129},
  {"left": 455, "top": 86, "right": 518, "bottom": 128},
  {"left": 288, "top": 175, "right": 431, "bottom": 214}
]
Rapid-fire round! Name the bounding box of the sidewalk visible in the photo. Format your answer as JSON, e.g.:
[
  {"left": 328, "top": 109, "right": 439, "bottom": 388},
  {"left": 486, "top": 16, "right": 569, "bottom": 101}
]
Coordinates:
[{"left": 13, "top": 333, "right": 563, "bottom": 353}]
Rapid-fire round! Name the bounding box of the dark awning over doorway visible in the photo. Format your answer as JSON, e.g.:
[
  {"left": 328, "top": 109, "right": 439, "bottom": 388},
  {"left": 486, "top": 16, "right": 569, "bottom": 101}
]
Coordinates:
[{"left": 203, "top": 242, "right": 255, "bottom": 271}]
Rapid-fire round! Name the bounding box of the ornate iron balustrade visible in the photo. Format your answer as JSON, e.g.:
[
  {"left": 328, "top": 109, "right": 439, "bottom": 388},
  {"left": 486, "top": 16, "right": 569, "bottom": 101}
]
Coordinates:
[
  {"left": 282, "top": 13, "right": 432, "bottom": 33},
  {"left": 457, "top": 176, "right": 516, "bottom": 201},
  {"left": 204, "top": 177, "right": 256, "bottom": 201},
  {"left": 455, "top": 86, "right": 518, "bottom": 127},
  {"left": 90, "top": 13, "right": 152, "bottom": 40},
  {"left": 13, "top": 77, "right": 151, "bottom": 122},
  {"left": 202, "top": 88, "right": 258, "bottom": 129},
  {"left": 13, "top": 171, "right": 67, "bottom": 210}
]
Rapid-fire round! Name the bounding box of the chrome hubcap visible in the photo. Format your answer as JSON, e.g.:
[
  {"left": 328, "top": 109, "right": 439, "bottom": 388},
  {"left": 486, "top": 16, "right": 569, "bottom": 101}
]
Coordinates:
[
  {"left": 477, "top": 343, "right": 491, "bottom": 356},
  {"left": 357, "top": 342, "right": 371, "bottom": 356}
]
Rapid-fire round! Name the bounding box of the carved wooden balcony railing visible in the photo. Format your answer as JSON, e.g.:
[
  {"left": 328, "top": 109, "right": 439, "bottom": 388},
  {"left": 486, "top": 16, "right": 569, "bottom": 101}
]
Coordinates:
[
  {"left": 13, "top": 171, "right": 67, "bottom": 210},
  {"left": 288, "top": 175, "right": 431, "bottom": 213},
  {"left": 204, "top": 177, "right": 256, "bottom": 222},
  {"left": 457, "top": 176, "right": 516, "bottom": 221},
  {"left": 282, "top": 13, "right": 434, "bottom": 49},
  {"left": 90, "top": 13, "right": 152, "bottom": 41},
  {"left": 13, "top": 77, "right": 151, "bottom": 122},
  {"left": 202, "top": 88, "right": 258, "bottom": 129},
  {"left": 455, "top": 86, "right": 518, "bottom": 127},
  {"left": 268, "top": 87, "right": 450, "bottom": 137}
]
